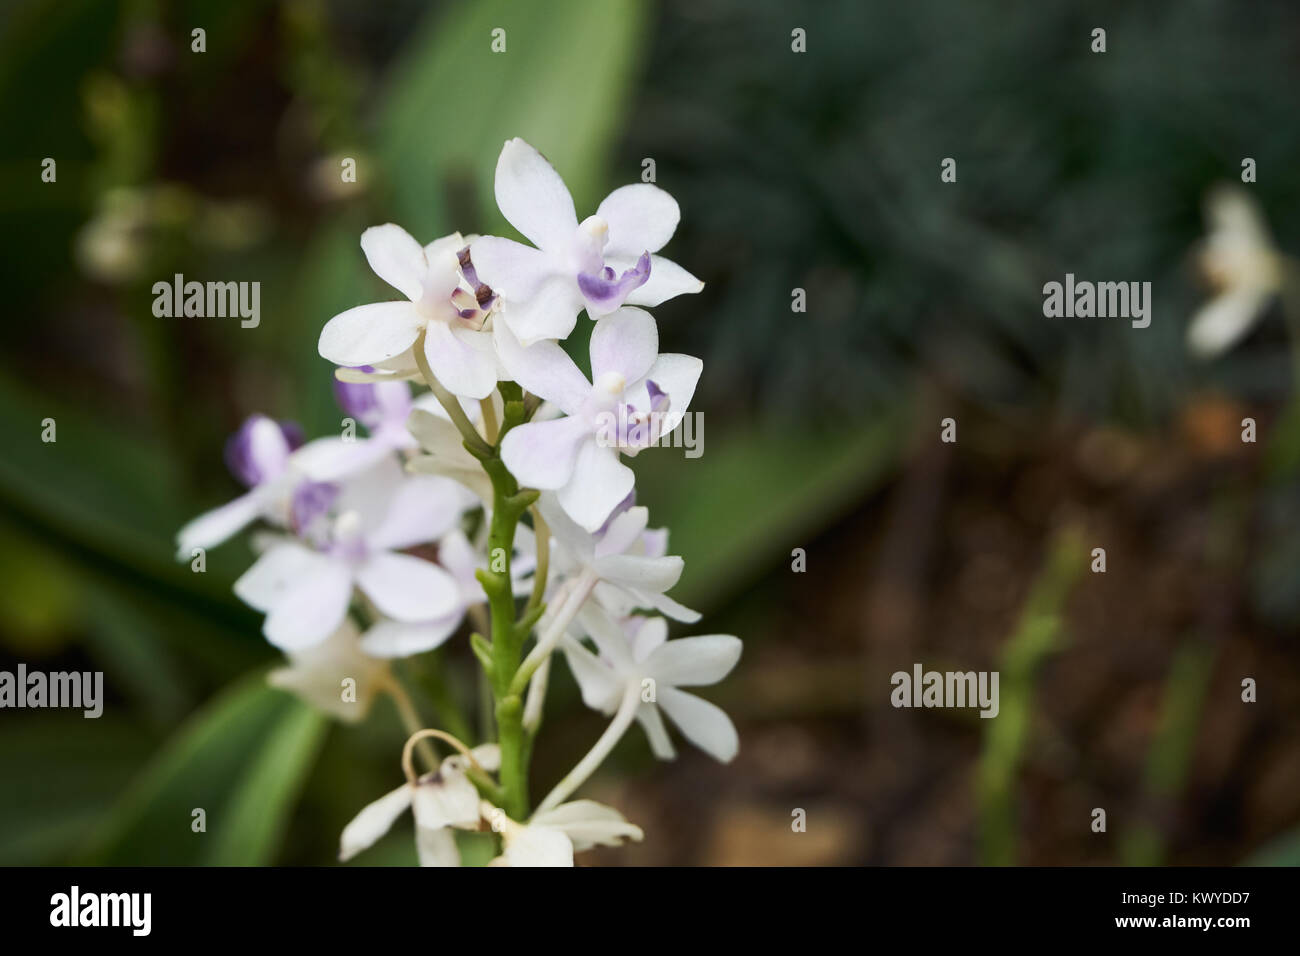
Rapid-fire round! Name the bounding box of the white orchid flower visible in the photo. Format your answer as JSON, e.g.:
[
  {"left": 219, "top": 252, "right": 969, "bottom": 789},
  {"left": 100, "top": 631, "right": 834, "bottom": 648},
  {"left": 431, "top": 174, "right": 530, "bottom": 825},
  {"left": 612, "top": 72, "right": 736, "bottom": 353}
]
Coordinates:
[
  {"left": 233, "top": 459, "right": 465, "bottom": 651},
  {"left": 175, "top": 414, "right": 306, "bottom": 557},
  {"left": 268, "top": 617, "right": 389, "bottom": 723},
  {"left": 537, "top": 490, "right": 699, "bottom": 625},
  {"left": 470, "top": 138, "right": 703, "bottom": 345},
  {"left": 498, "top": 307, "right": 701, "bottom": 531},
  {"left": 318, "top": 228, "right": 499, "bottom": 399},
  {"left": 486, "top": 799, "right": 643, "bottom": 867},
  {"left": 563, "top": 605, "right": 741, "bottom": 763},
  {"left": 1187, "top": 185, "right": 1285, "bottom": 358},
  {"left": 340, "top": 745, "right": 500, "bottom": 867}
]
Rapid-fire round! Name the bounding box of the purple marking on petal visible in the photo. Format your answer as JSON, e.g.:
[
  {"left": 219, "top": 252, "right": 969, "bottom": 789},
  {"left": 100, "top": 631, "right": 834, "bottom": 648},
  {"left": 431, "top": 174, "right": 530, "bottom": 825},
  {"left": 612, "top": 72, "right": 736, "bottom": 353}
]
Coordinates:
[
  {"left": 224, "top": 415, "right": 287, "bottom": 487},
  {"left": 646, "top": 380, "right": 669, "bottom": 415},
  {"left": 458, "top": 246, "right": 497, "bottom": 312},
  {"left": 333, "top": 377, "right": 381, "bottom": 425},
  {"left": 291, "top": 480, "right": 339, "bottom": 535},
  {"left": 278, "top": 420, "right": 306, "bottom": 452},
  {"left": 577, "top": 251, "right": 651, "bottom": 309},
  {"left": 593, "top": 489, "right": 637, "bottom": 539}
]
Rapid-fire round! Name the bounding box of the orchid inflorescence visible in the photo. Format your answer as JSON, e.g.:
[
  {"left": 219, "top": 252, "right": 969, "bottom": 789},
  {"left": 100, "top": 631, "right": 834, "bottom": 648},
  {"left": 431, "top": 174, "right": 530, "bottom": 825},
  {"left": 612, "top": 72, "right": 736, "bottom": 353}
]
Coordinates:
[{"left": 177, "top": 138, "right": 742, "bottom": 866}]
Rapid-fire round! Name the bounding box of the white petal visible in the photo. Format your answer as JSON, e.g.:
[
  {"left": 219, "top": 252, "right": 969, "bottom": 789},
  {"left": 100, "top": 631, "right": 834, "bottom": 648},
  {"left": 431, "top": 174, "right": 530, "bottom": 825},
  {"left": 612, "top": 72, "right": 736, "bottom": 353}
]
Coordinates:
[
  {"left": 359, "top": 615, "right": 461, "bottom": 657},
  {"left": 263, "top": 558, "right": 355, "bottom": 651},
  {"left": 561, "top": 636, "right": 623, "bottom": 713},
  {"left": 493, "top": 322, "right": 591, "bottom": 414},
  {"left": 1187, "top": 285, "right": 1271, "bottom": 358},
  {"left": 623, "top": 255, "right": 703, "bottom": 307},
  {"left": 535, "top": 491, "right": 596, "bottom": 562},
  {"left": 470, "top": 236, "right": 558, "bottom": 300},
  {"left": 176, "top": 492, "right": 262, "bottom": 556},
  {"left": 319, "top": 301, "right": 424, "bottom": 367},
  {"left": 556, "top": 441, "right": 635, "bottom": 532},
  {"left": 233, "top": 541, "right": 322, "bottom": 612},
  {"left": 412, "top": 773, "right": 481, "bottom": 830},
  {"left": 593, "top": 553, "right": 684, "bottom": 596},
  {"left": 589, "top": 307, "right": 658, "bottom": 384},
  {"left": 423, "top": 231, "right": 465, "bottom": 263},
  {"left": 502, "top": 825, "right": 574, "bottom": 866},
  {"left": 339, "top": 784, "right": 412, "bottom": 861},
  {"left": 576, "top": 603, "right": 636, "bottom": 671},
  {"left": 636, "top": 703, "right": 677, "bottom": 760},
  {"left": 494, "top": 138, "right": 578, "bottom": 252},
  {"left": 423, "top": 320, "right": 499, "bottom": 400},
  {"left": 645, "top": 635, "right": 742, "bottom": 687},
  {"left": 360, "top": 223, "right": 427, "bottom": 302},
  {"left": 625, "top": 588, "right": 701, "bottom": 625},
  {"left": 367, "top": 474, "right": 465, "bottom": 551},
  {"left": 293, "top": 436, "right": 394, "bottom": 483},
  {"left": 498, "top": 276, "right": 584, "bottom": 346},
  {"left": 594, "top": 505, "right": 650, "bottom": 558},
  {"left": 528, "top": 799, "right": 644, "bottom": 851},
  {"left": 500, "top": 416, "right": 591, "bottom": 490},
  {"left": 656, "top": 686, "right": 739, "bottom": 762},
  {"left": 629, "top": 616, "right": 668, "bottom": 661},
  {"left": 628, "top": 352, "right": 703, "bottom": 435},
  {"left": 268, "top": 619, "right": 386, "bottom": 723},
  {"left": 597, "top": 184, "right": 680, "bottom": 257},
  {"left": 415, "top": 826, "right": 461, "bottom": 867},
  {"left": 406, "top": 409, "right": 494, "bottom": 502},
  {"left": 357, "top": 552, "right": 460, "bottom": 623}
]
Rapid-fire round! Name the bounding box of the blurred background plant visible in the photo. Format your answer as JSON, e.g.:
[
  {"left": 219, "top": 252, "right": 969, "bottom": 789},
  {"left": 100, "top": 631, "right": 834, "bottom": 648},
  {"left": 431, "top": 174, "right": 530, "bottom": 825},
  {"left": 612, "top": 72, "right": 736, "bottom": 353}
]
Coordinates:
[{"left": 1, "top": 0, "right": 1298, "bottom": 865}]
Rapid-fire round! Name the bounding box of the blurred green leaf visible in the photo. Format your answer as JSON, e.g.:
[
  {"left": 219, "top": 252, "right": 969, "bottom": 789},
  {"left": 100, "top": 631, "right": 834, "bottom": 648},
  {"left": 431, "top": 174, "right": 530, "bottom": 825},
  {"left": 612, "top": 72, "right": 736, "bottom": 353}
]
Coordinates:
[
  {"left": 82, "top": 674, "right": 327, "bottom": 865},
  {"left": 633, "top": 411, "right": 904, "bottom": 609},
  {"left": 376, "top": 0, "right": 649, "bottom": 236}
]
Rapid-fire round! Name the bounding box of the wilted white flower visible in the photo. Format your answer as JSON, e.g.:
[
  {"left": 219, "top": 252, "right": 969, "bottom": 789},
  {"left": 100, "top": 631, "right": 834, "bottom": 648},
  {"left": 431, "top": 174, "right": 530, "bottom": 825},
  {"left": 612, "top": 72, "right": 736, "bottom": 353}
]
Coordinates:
[
  {"left": 340, "top": 745, "right": 500, "bottom": 867},
  {"left": 268, "top": 617, "right": 389, "bottom": 722},
  {"left": 471, "top": 138, "right": 702, "bottom": 345}
]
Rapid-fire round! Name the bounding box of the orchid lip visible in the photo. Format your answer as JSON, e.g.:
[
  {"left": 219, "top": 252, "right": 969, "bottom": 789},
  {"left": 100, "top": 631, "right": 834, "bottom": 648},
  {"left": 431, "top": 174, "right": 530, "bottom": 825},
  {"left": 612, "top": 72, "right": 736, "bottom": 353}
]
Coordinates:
[{"left": 576, "top": 251, "right": 651, "bottom": 310}]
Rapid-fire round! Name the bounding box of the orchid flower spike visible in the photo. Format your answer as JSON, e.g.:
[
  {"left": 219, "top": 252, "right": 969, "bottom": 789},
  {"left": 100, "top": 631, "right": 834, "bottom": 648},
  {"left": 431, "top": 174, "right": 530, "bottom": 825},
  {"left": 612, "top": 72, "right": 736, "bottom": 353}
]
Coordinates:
[{"left": 471, "top": 138, "right": 703, "bottom": 345}]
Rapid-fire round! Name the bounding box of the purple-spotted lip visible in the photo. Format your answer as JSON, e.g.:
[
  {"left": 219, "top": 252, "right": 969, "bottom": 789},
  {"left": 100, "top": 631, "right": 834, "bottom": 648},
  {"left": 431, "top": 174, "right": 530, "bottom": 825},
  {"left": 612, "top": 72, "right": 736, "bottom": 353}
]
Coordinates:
[
  {"left": 457, "top": 246, "right": 497, "bottom": 315},
  {"left": 577, "top": 251, "right": 651, "bottom": 309},
  {"left": 290, "top": 480, "right": 340, "bottom": 536},
  {"left": 224, "top": 415, "right": 300, "bottom": 487},
  {"left": 604, "top": 380, "right": 670, "bottom": 450}
]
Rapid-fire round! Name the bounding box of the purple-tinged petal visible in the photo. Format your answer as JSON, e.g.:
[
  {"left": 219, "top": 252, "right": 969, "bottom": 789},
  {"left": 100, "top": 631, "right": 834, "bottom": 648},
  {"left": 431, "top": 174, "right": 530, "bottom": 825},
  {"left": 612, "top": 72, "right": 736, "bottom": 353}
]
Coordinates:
[
  {"left": 500, "top": 417, "right": 591, "bottom": 490},
  {"left": 593, "top": 490, "right": 636, "bottom": 540},
  {"left": 290, "top": 480, "right": 339, "bottom": 536},
  {"left": 225, "top": 414, "right": 293, "bottom": 487},
  {"left": 577, "top": 252, "right": 651, "bottom": 315},
  {"left": 556, "top": 440, "right": 635, "bottom": 532},
  {"left": 589, "top": 307, "right": 658, "bottom": 385}
]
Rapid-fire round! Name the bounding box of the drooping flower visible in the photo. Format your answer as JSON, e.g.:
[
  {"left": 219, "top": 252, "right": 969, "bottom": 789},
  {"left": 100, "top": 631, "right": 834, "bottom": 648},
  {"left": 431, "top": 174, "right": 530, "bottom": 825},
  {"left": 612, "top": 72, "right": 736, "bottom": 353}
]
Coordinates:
[
  {"left": 486, "top": 799, "right": 643, "bottom": 867},
  {"left": 268, "top": 618, "right": 390, "bottom": 722},
  {"left": 471, "top": 138, "right": 703, "bottom": 345},
  {"left": 340, "top": 745, "right": 500, "bottom": 867},
  {"left": 233, "top": 460, "right": 465, "bottom": 651},
  {"left": 537, "top": 491, "right": 700, "bottom": 623},
  {"left": 563, "top": 605, "right": 741, "bottom": 763},
  {"left": 318, "top": 228, "right": 499, "bottom": 398},
  {"left": 175, "top": 414, "right": 305, "bottom": 557},
  {"left": 1187, "top": 185, "right": 1284, "bottom": 358},
  {"left": 498, "top": 307, "right": 701, "bottom": 531}
]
